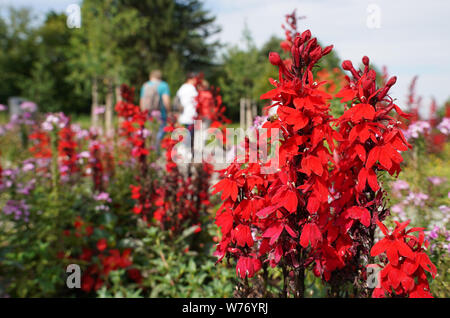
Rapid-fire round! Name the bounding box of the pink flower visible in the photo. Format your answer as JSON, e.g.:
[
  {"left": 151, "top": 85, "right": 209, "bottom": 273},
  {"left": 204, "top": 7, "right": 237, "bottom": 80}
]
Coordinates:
[
  {"left": 437, "top": 117, "right": 450, "bottom": 135},
  {"left": 428, "top": 176, "right": 446, "bottom": 186},
  {"left": 20, "top": 101, "right": 37, "bottom": 113},
  {"left": 93, "top": 192, "right": 112, "bottom": 203},
  {"left": 93, "top": 106, "right": 106, "bottom": 115}
]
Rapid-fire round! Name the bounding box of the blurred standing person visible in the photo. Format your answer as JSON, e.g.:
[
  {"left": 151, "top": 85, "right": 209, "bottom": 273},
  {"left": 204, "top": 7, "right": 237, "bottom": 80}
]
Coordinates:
[
  {"left": 196, "top": 79, "right": 214, "bottom": 129},
  {"left": 176, "top": 73, "right": 198, "bottom": 130},
  {"left": 175, "top": 73, "right": 198, "bottom": 155},
  {"left": 140, "top": 70, "right": 171, "bottom": 150}
]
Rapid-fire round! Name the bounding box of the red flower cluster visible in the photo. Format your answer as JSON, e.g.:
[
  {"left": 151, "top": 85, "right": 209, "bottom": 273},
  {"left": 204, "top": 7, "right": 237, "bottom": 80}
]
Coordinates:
[
  {"left": 80, "top": 246, "right": 134, "bottom": 293},
  {"left": 89, "top": 137, "right": 104, "bottom": 192},
  {"left": 115, "top": 84, "right": 149, "bottom": 159},
  {"left": 116, "top": 84, "right": 154, "bottom": 220},
  {"left": 65, "top": 217, "right": 140, "bottom": 293},
  {"left": 213, "top": 29, "right": 336, "bottom": 286},
  {"left": 212, "top": 24, "right": 436, "bottom": 297},
  {"left": 322, "top": 56, "right": 413, "bottom": 287},
  {"left": 152, "top": 125, "right": 213, "bottom": 235},
  {"left": 73, "top": 216, "right": 94, "bottom": 237},
  {"left": 29, "top": 130, "right": 52, "bottom": 159},
  {"left": 58, "top": 122, "right": 79, "bottom": 176},
  {"left": 371, "top": 221, "right": 436, "bottom": 298}
]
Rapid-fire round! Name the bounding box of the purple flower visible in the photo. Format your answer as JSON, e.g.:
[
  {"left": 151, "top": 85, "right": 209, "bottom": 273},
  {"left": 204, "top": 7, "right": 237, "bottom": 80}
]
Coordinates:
[
  {"left": 252, "top": 116, "right": 268, "bottom": 130},
  {"left": 428, "top": 176, "right": 447, "bottom": 186},
  {"left": 0, "top": 104, "right": 7, "bottom": 111},
  {"left": 403, "top": 120, "right": 431, "bottom": 140},
  {"left": 391, "top": 203, "right": 407, "bottom": 221},
  {"left": 22, "top": 162, "right": 35, "bottom": 172},
  {"left": 3, "top": 200, "right": 30, "bottom": 222},
  {"left": 428, "top": 226, "right": 440, "bottom": 239},
  {"left": 93, "top": 192, "right": 112, "bottom": 203},
  {"left": 20, "top": 101, "right": 37, "bottom": 113},
  {"left": 437, "top": 117, "right": 450, "bottom": 135},
  {"left": 150, "top": 110, "right": 161, "bottom": 121},
  {"left": 71, "top": 124, "right": 89, "bottom": 140},
  {"left": 392, "top": 180, "right": 409, "bottom": 191},
  {"left": 391, "top": 180, "right": 409, "bottom": 198},
  {"left": 404, "top": 191, "right": 429, "bottom": 207},
  {"left": 439, "top": 205, "right": 450, "bottom": 214},
  {"left": 93, "top": 106, "right": 106, "bottom": 115},
  {"left": 78, "top": 151, "right": 90, "bottom": 159},
  {"left": 42, "top": 113, "right": 69, "bottom": 131}
]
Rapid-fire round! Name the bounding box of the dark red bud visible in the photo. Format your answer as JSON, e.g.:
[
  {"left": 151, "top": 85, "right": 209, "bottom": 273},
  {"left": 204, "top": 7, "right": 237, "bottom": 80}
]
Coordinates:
[
  {"left": 387, "top": 76, "right": 397, "bottom": 87},
  {"left": 305, "top": 38, "right": 317, "bottom": 52},
  {"left": 322, "top": 45, "right": 333, "bottom": 56},
  {"left": 342, "top": 60, "right": 354, "bottom": 71},
  {"left": 342, "top": 60, "right": 360, "bottom": 80},
  {"left": 310, "top": 46, "right": 322, "bottom": 61},
  {"left": 362, "top": 56, "right": 370, "bottom": 66},
  {"left": 378, "top": 76, "right": 397, "bottom": 100},
  {"left": 269, "top": 52, "right": 282, "bottom": 66},
  {"left": 301, "top": 30, "right": 311, "bottom": 43}
]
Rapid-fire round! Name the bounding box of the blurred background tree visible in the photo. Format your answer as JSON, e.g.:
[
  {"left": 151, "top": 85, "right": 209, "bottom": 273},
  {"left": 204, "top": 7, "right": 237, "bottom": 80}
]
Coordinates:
[
  {"left": 0, "top": 8, "right": 39, "bottom": 105},
  {"left": 0, "top": 0, "right": 220, "bottom": 116},
  {"left": 0, "top": 1, "right": 351, "bottom": 123}
]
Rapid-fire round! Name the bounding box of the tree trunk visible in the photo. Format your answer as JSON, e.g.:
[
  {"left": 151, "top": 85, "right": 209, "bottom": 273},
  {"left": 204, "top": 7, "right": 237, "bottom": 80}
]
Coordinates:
[
  {"left": 240, "top": 98, "right": 245, "bottom": 130},
  {"left": 105, "top": 78, "right": 114, "bottom": 137},
  {"left": 246, "top": 98, "right": 253, "bottom": 129},
  {"left": 252, "top": 101, "right": 257, "bottom": 119},
  {"left": 91, "top": 76, "right": 99, "bottom": 129},
  {"left": 115, "top": 80, "right": 122, "bottom": 104}
]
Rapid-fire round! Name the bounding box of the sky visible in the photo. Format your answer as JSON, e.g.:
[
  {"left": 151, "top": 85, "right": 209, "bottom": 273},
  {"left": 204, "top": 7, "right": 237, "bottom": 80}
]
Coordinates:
[{"left": 1, "top": 0, "right": 449, "bottom": 116}]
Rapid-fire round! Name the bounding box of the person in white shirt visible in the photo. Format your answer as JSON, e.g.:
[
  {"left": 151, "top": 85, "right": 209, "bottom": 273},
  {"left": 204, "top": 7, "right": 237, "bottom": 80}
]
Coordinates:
[
  {"left": 176, "top": 73, "right": 198, "bottom": 127},
  {"left": 175, "top": 73, "right": 198, "bottom": 161}
]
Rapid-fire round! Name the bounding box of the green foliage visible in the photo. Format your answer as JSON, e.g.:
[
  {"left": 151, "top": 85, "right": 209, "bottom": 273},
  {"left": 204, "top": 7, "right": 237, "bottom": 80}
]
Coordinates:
[
  {"left": 110, "top": 224, "right": 235, "bottom": 298},
  {"left": 217, "top": 32, "right": 279, "bottom": 121},
  {"left": 0, "top": 7, "right": 38, "bottom": 104},
  {"left": 0, "top": 182, "right": 89, "bottom": 297},
  {"left": 21, "top": 12, "right": 90, "bottom": 113},
  {"left": 0, "top": 1, "right": 219, "bottom": 112}
]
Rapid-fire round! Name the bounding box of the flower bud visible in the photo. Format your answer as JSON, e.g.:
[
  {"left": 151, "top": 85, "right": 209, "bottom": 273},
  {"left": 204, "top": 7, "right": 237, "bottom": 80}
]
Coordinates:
[
  {"left": 300, "top": 30, "right": 311, "bottom": 43},
  {"left": 269, "top": 52, "right": 282, "bottom": 66},
  {"left": 322, "top": 45, "right": 333, "bottom": 56},
  {"left": 386, "top": 76, "right": 397, "bottom": 87},
  {"left": 342, "top": 60, "right": 353, "bottom": 71},
  {"left": 362, "top": 56, "right": 370, "bottom": 66},
  {"left": 342, "top": 60, "right": 360, "bottom": 79}
]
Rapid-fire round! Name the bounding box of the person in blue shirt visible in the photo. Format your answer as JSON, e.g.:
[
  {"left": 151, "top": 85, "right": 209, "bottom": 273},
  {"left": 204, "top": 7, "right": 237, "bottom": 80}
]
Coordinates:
[{"left": 139, "top": 70, "right": 171, "bottom": 151}]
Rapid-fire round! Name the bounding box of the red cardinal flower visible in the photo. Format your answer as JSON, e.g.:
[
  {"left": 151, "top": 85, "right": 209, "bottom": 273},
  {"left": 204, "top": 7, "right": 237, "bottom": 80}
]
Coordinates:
[
  {"left": 96, "top": 238, "right": 108, "bottom": 252},
  {"left": 370, "top": 221, "right": 436, "bottom": 298}
]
